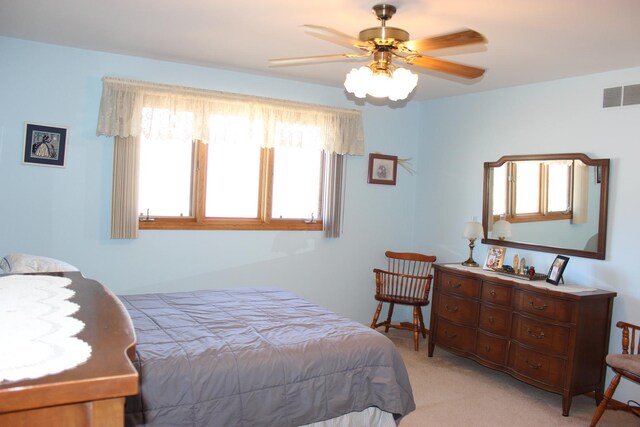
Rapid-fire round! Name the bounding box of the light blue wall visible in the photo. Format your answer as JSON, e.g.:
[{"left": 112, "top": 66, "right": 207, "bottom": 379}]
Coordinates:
[
  {"left": 0, "top": 37, "right": 422, "bottom": 324},
  {"left": 415, "top": 67, "right": 640, "bottom": 401},
  {"left": 2, "top": 35, "right": 639, "bottom": 404}
]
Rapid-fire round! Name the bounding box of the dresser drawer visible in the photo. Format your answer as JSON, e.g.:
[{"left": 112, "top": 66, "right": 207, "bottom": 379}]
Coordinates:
[
  {"left": 436, "top": 318, "right": 476, "bottom": 353},
  {"left": 478, "top": 304, "right": 510, "bottom": 336},
  {"left": 511, "top": 314, "right": 570, "bottom": 355},
  {"left": 437, "top": 293, "right": 478, "bottom": 326},
  {"left": 481, "top": 281, "right": 512, "bottom": 306},
  {"left": 439, "top": 271, "right": 480, "bottom": 298},
  {"left": 509, "top": 343, "right": 565, "bottom": 388},
  {"left": 515, "top": 290, "right": 575, "bottom": 323},
  {"left": 476, "top": 332, "right": 508, "bottom": 365}
]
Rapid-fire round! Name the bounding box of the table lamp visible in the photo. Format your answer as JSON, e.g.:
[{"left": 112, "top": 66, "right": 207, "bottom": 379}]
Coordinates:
[{"left": 462, "top": 217, "right": 484, "bottom": 267}]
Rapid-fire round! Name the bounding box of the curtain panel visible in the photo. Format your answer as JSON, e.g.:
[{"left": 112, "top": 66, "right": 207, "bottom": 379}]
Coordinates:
[{"left": 97, "top": 77, "right": 365, "bottom": 155}]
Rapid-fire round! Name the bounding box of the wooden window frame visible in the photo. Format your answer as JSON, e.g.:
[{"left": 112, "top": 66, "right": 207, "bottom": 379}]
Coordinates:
[{"left": 139, "top": 141, "right": 323, "bottom": 231}]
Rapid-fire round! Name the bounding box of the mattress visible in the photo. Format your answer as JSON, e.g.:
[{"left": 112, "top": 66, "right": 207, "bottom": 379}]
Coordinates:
[{"left": 119, "top": 288, "right": 415, "bottom": 426}]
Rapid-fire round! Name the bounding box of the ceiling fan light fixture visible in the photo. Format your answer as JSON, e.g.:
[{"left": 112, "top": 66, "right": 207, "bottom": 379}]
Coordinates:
[{"left": 344, "top": 64, "right": 418, "bottom": 101}]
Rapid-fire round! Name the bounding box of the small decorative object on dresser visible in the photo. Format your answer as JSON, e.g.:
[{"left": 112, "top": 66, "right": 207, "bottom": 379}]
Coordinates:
[
  {"left": 368, "top": 153, "right": 398, "bottom": 185},
  {"left": 428, "top": 264, "right": 616, "bottom": 416},
  {"left": 483, "top": 246, "right": 506, "bottom": 270},
  {"left": 23, "top": 122, "right": 68, "bottom": 167}
]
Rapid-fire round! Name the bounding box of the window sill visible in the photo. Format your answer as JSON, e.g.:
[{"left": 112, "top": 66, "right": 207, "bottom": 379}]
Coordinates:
[{"left": 139, "top": 218, "right": 323, "bottom": 231}]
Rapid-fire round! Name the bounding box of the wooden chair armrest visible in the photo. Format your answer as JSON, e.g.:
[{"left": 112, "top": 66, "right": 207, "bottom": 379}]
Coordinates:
[
  {"left": 374, "top": 268, "right": 433, "bottom": 281},
  {"left": 616, "top": 320, "right": 640, "bottom": 331}
]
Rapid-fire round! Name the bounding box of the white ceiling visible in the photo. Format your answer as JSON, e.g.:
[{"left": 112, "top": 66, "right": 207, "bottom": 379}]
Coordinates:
[{"left": 2, "top": 0, "right": 640, "bottom": 101}]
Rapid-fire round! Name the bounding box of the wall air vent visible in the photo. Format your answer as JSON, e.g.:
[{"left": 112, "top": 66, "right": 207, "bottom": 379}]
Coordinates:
[
  {"left": 622, "top": 84, "right": 640, "bottom": 106},
  {"left": 603, "top": 84, "right": 640, "bottom": 108}
]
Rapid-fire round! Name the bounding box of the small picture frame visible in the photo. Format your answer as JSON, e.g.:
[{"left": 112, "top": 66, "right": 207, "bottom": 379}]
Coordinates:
[
  {"left": 368, "top": 153, "right": 397, "bottom": 185},
  {"left": 483, "top": 245, "right": 506, "bottom": 270},
  {"left": 546, "top": 255, "right": 570, "bottom": 285},
  {"left": 23, "top": 123, "right": 68, "bottom": 167}
]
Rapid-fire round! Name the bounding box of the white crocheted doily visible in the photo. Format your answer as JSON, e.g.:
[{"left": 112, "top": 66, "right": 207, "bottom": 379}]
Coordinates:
[{"left": 0, "top": 275, "right": 92, "bottom": 382}]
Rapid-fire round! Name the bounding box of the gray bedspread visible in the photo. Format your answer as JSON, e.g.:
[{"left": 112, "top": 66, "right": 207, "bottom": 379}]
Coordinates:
[{"left": 119, "top": 288, "right": 415, "bottom": 426}]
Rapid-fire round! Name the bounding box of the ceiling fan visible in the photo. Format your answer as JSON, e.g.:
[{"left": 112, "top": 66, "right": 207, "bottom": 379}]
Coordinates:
[{"left": 270, "top": 3, "right": 487, "bottom": 101}]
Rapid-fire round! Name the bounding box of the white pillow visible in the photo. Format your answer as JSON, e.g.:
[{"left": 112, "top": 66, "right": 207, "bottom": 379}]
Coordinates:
[{"left": 0, "top": 254, "right": 79, "bottom": 273}]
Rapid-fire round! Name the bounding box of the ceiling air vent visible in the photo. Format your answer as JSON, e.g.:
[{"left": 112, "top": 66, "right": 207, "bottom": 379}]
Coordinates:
[{"left": 603, "top": 84, "right": 640, "bottom": 108}]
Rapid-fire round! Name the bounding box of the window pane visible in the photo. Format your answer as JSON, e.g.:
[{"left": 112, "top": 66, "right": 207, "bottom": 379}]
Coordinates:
[
  {"left": 514, "top": 161, "right": 540, "bottom": 214},
  {"left": 548, "top": 162, "right": 571, "bottom": 212},
  {"left": 205, "top": 143, "right": 260, "bottom": 218},
  {"left": 492, "top": 164, "right": 507, "bottom": 216},
  {"left": 138, "top": 135, "right": 193, "bottom": 217},
  {"left": 272, "top": 147, "right": 322, "bottom": 220}
]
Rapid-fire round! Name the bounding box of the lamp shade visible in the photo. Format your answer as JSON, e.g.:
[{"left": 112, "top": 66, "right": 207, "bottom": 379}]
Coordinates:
[
  {"left": 463, "top": 220, "right": 484, "bottom": 239},
  {"left": 492, "top": 218, "right": 512, "bottom": 240},
  {"left": 344, "top": 66, "right": 418, "bottom": 101}
]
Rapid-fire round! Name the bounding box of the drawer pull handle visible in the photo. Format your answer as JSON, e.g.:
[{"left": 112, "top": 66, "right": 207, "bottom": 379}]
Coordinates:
[
  {"left": 444, "top": 330, "right": 457, "bottom": 339},
  {"left": 528, "top": 300, "right": 548, "bottom": 311},
  {"left": 447, "top": 281, "right": 462, "bottom": 289},
  {"left": 488, "top": 315, "right": 495, "bottom": 324},
  {"left": 445, "top": 304, "right": 459, "bottom": 313},
  {"left": 527, "top": 327, "right": 545, "bottom": 339},
  {"left": 489, "top": 289, "right": 497, "bottom": 297},
  {"left": 525, "top": 360, "right": 543, "bottom": 370},
  {"left": 484, "top": 345, "right": 491, "bottom": 353}
]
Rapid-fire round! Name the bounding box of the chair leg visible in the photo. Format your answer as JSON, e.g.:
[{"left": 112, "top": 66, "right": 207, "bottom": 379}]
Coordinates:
[
  {"left": 590, "top": 373, "right": 621, "bottom": 427},
  {"left": 384, "top": 303, "right": 395, "bottom": 333},
  {"left": 371, "top": 302, "right": 384, "bottom": 329},
  {"left": 412, "top": 306, "right": 420, "bottom": 351},
  {"left": 417, "top": 307, "right": 427, "bottom": 338}
]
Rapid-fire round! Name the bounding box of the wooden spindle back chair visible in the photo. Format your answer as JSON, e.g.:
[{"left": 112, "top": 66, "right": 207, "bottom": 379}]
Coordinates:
[
  {"left": 370, "top": 251, "right": 436, "bottom": 351},
  {"left": 590, "top": 321, "right": 640, "bottom": 426}
]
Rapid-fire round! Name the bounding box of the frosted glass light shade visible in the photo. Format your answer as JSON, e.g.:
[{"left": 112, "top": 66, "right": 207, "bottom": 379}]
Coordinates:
[
  {"left": 463, "top": 221, "right": 484, "bottom": 239},
  {"left": 492, "top": 218, "right": 512, "bottom": 240},
  {"left": 344, "top": 66, "right": 418, "bottom": 101}
]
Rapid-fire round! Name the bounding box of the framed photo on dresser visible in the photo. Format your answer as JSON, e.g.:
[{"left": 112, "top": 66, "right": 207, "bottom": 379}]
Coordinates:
[
  {"left": 483, "top": 246, "right": 506, "bottom": 270},
  {"left": 547, "top": 255, "right": 569, "bottom": 285}
]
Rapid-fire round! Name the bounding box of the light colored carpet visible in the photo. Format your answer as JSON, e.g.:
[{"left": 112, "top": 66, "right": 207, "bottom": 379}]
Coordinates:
[{"left": 384, "top": 331, "right": 638, "bottom": 427}]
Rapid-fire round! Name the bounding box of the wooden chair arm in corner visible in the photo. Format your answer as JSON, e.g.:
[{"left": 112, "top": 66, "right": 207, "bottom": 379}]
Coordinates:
[{"left": 615, "top": 321, "right": 640, "bottom": 355}]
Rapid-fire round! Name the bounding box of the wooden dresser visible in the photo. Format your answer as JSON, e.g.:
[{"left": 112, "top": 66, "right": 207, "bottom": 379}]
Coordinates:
[
  {"left": 428, "top": 264, "right": 616, "bottom": 416},
  {"left": 0, "top": 272, "right": 138, "bottom": 426}
]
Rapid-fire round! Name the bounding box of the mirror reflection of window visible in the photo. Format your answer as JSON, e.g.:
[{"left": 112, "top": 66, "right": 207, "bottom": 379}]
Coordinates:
[
  {"left": 514, "top": 161, "right": 540, "bottom": 214},
  {"left": 492, "top": 160, "right": 573, "bottom": 223}
]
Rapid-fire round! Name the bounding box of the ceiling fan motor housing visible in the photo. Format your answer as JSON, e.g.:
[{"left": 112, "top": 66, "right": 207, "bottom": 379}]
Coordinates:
[{"left": 359, "top": 27, "right": 409, "bottom": 46}]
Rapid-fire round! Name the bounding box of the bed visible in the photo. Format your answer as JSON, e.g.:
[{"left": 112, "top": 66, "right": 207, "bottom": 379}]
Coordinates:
[
  {"left": 119, "top": 288, "right": 415, "bottom": 426},
  {"left": 0, "top": 254, "right": 416, "bottom": 426}
]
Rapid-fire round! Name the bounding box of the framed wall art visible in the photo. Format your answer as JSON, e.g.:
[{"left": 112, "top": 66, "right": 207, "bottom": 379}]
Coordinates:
[
  {"left": 483, "top": 245, "right": 506, "bottom": 270},
  {"left": 368, "top": 153, "right": 397, "bottom": 185},
  {"left": 23, "top": 122, "right": 68, "bottom": 167},
  {"left": 546, "top": 255, "right": 569, "bottom": 285}
]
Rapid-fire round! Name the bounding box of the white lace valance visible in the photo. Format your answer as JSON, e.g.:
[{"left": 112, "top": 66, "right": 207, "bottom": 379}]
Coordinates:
[{"left": 96, "top": 77, "right": 365, "bottom": 155}]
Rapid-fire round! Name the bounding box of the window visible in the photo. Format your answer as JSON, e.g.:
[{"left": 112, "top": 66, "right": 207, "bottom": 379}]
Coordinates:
[
  {"left": 138, "top": 109, "right": 324, "bottom": 230},
  {"left": 492, "top": 160, "right": 573, "bottom": 223},
  {"left": 97, "top": 77, "right": 363, "bottom": 239}
]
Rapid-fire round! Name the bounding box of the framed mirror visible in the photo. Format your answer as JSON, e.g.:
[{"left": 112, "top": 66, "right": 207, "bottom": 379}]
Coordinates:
[{"left": 482, "top": 153, "right": 609, "bottom": 260}]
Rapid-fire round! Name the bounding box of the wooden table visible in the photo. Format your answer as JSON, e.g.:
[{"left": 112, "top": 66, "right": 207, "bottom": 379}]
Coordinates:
[{"left": 0, "top": 272, "right": 138, "bottom": 426}]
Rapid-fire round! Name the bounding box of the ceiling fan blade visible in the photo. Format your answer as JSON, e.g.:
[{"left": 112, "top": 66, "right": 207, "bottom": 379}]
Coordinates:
[
  {"left": 405, "top": 55, "right": 485, "bottom": 79},
  {"left": 305, "top": 31, "right": 374, "bottom": 52},
  {"left": 269, "top": 52, "right": 370, "bottom": 66},
  {"left": 401, "top": 29, "right": 486, "bottom": 53},
  {"left": 303, "top": 25, "right": 368, "bottom": 49}
]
